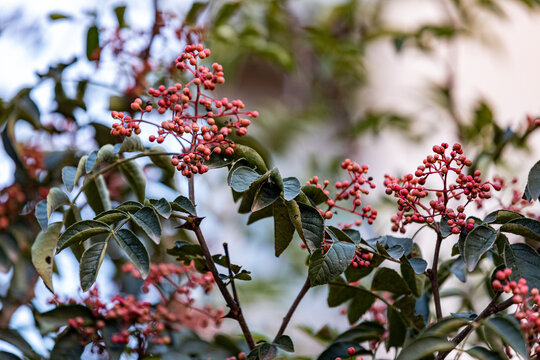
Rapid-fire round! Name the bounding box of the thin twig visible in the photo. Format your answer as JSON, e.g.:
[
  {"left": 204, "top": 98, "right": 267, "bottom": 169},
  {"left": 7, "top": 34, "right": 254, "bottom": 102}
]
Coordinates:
[
  {"left": 273, "top": 276, "right": 311, "bottom": 342},
  {"left": 430, "top": 232, "right": 444, "bottom": 320},
  {"left": 223, "top": 243, "right": 240, "bottom": 305},
  {"left": 435, "top": 293, "right": 514, "bottom": 360}
]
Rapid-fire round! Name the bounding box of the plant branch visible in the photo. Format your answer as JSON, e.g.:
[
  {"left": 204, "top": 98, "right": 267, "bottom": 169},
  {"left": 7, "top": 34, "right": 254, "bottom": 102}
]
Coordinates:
[
  {"left": 273, "top": 276, "right": 311, "bottom": 342},
  {"left": 435, "top": 292, "right": 514, "bottom": 360},
  {"left": 223, "top": 243, "right": 240, "bottom": 305},
  {"left": 429, "top": 232, "right": 444, "bottom": 320}
]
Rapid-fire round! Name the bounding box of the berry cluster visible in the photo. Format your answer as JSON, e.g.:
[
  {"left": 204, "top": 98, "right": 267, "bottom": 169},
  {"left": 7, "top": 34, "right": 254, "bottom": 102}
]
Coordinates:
[
  {"left": 492, "top": 268, "right": 540, "bottom": 357},
  {"left": 334, "top": 349, "right": 363, "bottom": 360},
  {"left": 55, "top": 261, "right": 223, "bottom": 356},
  {"left": 384, "top": 143, "right": 498, "bottom": 234},
  {"left": 482, "top": 176, "right": 540, "bottom": 221},
  {"left": 351, "top": 249, "right": 374, "bottom": 268},
  {"left": 111, "top": 44, "right": 258, "bottom": 177},
  {"left": 307, "top": 159, "right": 377, "bottom": 227},
  {"left": 0, "top": 185, "right": 26, "bottom": 230}
]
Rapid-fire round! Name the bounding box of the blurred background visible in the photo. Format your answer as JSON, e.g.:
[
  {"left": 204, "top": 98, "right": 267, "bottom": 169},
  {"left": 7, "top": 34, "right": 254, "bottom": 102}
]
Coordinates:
[{"left": 0, "top": 0, "right": 540, "bottom": 358}]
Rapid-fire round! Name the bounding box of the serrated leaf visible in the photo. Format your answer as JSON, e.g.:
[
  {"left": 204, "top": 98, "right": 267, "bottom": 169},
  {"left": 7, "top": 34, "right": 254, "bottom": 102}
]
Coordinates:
[
  {"left": 396, "top": 336, "right": 454, "bottom": 360},
  {"left": 274, "top": 200, "right": 295, "bottom": 257},
  {"left": 298, "top": 202, "right": 324, "bottom": 252},
  {"left": 283, "top": 177, "right": 301, "bottom": 201},
  {"left": 94, "top": 209, "right": 128, "bottom": 224},
  {"left": 35, "top": 200, "right": 48, "bottom": 229},
  {"left": 500, "top": 218, "right": 540, "bottom": 241},
  {"left": 301, "top": 185, "right": 329, "bottom": 205},
  {"left": 118, "top": 135, "right": 144, "bottom": 153},
  {"left": 371, "top": 268, "right": 411, "bottom": 295},
  {"left": 483, "top": 315, "right": 527, "bottom": 358},
  {"left": 46, "top": 187, "right": 70, "bottom": 218},
  {"left": 119, "top": 160, "right": 146, "bottom": 202},
  {"left": 149, "top": 198, "right": 171, "bottom": 219},
  {"left": 504, "top": 242, "right": 540, "bottom": 292},
  {"left": 309, "top": 242, "right": 356, "bottom": 286},
  {"left": 83, "top": 175, "right": 111, "bottom": 214},
  {"left": 230, "top": 166, "right": 263, "bottom": 193},
  {"left": 131, "top": 207, "right": 162, "bottom": 244},
  {"left": 57, "top": 220, "right": 111, "bottom": 252},
  {"left": 274, "top": 335, "right": 294, "bottom": 352},
  {"left": 464, "top": 225, "right": 497, "bottom": 271},
  {"left": 62, "top": 166, "right": 77, "bottom": 192},
  {"left": 114, "top": 229, "right": 149, "bottom": 278},
  {"left": 32, "top": 222, "right": 62, "bottom": 293},
  {"left": 80, "top": 240, "right": 108, "bottom": 291},
  {"left": 171, "top": 195, "right": 196, "bottom": 215}
]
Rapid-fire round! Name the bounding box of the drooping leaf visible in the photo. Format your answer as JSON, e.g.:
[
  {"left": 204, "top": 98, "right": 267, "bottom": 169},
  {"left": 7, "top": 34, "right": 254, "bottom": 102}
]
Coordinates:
[
  {"left": 62, "top": 166, "right": 77, "bottom": 192},
  {"left": 114, "top": 229, "right": 149, "bottom": 278},
  {"left": 483, "top": 315, "right": 527, "bottom": 358},
  {"left": 371, "top": 268, "right": 411, "bottom": 295},
  {"left": 464, "top": 225, "right": 497, "bottom": 271},
  {"left": 309, "top": 242, "right": 356, "bottom": 286},
  {"left": 131, "top": 207, "right": 162, "bottom": 244},
  {"left": 57, "top": 220, "right": 111, "bottom": 252},
  {"left": 298, "top": 202, "right": 324, "bottom": 251},
  {"left": 83, "top": 175, "right": 111, "bottom": 214},
  {"left": 504, "top": 243, "right": 540, "bottom": 292},
  {"left": 273, "top": 200, "right": 295, "bottom": 257},
  {"left": 80, "top": 240, "right": 108, "bottom": 291},
  {"left": 119, "top": 160, "right": 146, "bottom": 202},
  {"left": 283, "top": 177, "right": 301, "bottom": 201},
  {"left": 32, "top": 222, "right": 62, "bottom": 293},
  {"left": 46, "top": 187, "right": 70, "bottom": 218},
  {"left": 500, "top": 218, "right": 540, "bottom": 242},
  {"left": 396, "top": 336, "right": 454, "bottom": 360},
  {"left": 171, "top": 195, "right": 196, "bottom": 215}
]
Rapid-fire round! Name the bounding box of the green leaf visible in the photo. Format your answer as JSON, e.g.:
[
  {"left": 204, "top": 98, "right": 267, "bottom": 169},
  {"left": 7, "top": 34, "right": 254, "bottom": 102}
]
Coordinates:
[
  {"left": 230, "top": 143, "right": 267, "bottom": 173},
  {"left": 171, "top": 195, "right": 196, "bottom": 215},
  {"left": 387, "top": 307, "right": 407, "bottom": 349},
  {"left": 396, "top": 336, "right": 454, "bottom": 360},
  {"left": 118, "top": 135, "right": 144, "bottom": 153},
  {"left": 401, "top": 261, "right": 422, "bottom": 297},
  {"left": 32, "top": 222, "right": 62, "bottom": 293},
  {"left": 131, "top": 207, "right": 162, "bottom": 244},
  {"left": 525, "top": 160, "right": 540, "bottom": 201},
  {"left": 62, "top": 166, "right": 77, "bottom": 192},
  {"left": 0, "top": 351, "right": 22, "bottom": 360},
  {"left": 114, "top": 5, "right": 127, "bottom": 28},
  {"left": 326, "top": 226, "right": 354, "bottom": 243},
  {"left": 327, "top": 278, "right": 359, "bottom": 307},
  {"left": 85, "top": 150, "right": 98, "bottom": 173},
  {"left": 274, "top": 335, "right": 294, "bottom": 352},
  {"left": 483, "top": 210, "right": 524, "bottom": 224},
  {"left": 274, "top": 200, "right": 295, "bottom": 257},
  {"left": 483, "top": 315, "right": 527, "bottom": 358},
  {"left": 86, "top": 25, "right": 100, "bottom": 61},
  {"left": 251, "top": 182, "right": 280, "bottom": 212},
  {"left": 309, "top": 242, "right": 356, "bottom": 286},
  {"left": 301, "top": 185, "right": 329, "bottom": 205},
  {"left": 35, "top": 200, "right": 48, "bottom": 229},
  {"left": 504, "top": 242, "right": 540, "bottom": 291},
  {"left": 500, "top": 218, "right": 540, "bottom": 241},
  {"left": 215, "top": 1, "right": 241, "bottom": 26},
  {"left": 347, "top": 294, "right": 376, "bottom": 324},
  {"left": 371, "top": 268, "right": 411, "bottom": 295},
  {"left": 335, "top": 321, "right": 385, "bottom": 342},
  {"left": 298, "top": 202, "right": 324, "bottom": 252},
  {"left": 117, "top": 200, "right": 143, "bottom": 213},
  {"left": 422, "top": 317, "right": 469, "bottom": 336},
  {"left": 46, "top": 187, "right": 70, "bottom": 218},
  {"left": 167, "top": 240, "right": 203, "bottom": 259},
  {"left": 185, "top": 2, "right": 208, "bottom": 25},
  {"left": 94, "top": 209, "right": 129, "bottom": 224},
  {"left": 74, "top": 155, "right": 87, "bottom": 185},
  {"left": 80, "top": 240, "right": 108, "bottom": 291},
  {"left": 119, "top": 160, "right": 146, "bottom": 202},
  {"left": 247, "top": 205, "right": 274, "bottom": 224},
  {"left": 464, "top": 225, "right": 497, "bottom": 271},
  {"left": 51, "top": 328, "right": 84, "bottom": 359},
  {"left": 230, "top": 166, "right": 263, "bottom": 192},
  {"left": 114, "top": 229, "right": 149, "bottom": 278},
  {"left": 0, "top": 329, "right": 39, "bottom": 359},
  {"left": 57, "top": 220, "right": 111, "bottom": 252},
  {"left": 467, "top": 346, "right": 505, "bottom": 360},
  {"left": 48, "top": 13, "right": 71, "bottom": 20},
  {"left": 409, "top": 257, "right": 428, "bottom": 274},
  {"left": 317, "top": 342, "right": 368, "bottom": 360},
  {"left": 149, "top": 198, "right": 172, "bottom": 219},
  {"left": 83, "top": 175, "right": 111, "bottom": 214},
  {"left": 283, "top": 177, "right": 301, "bottom": 201}
]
